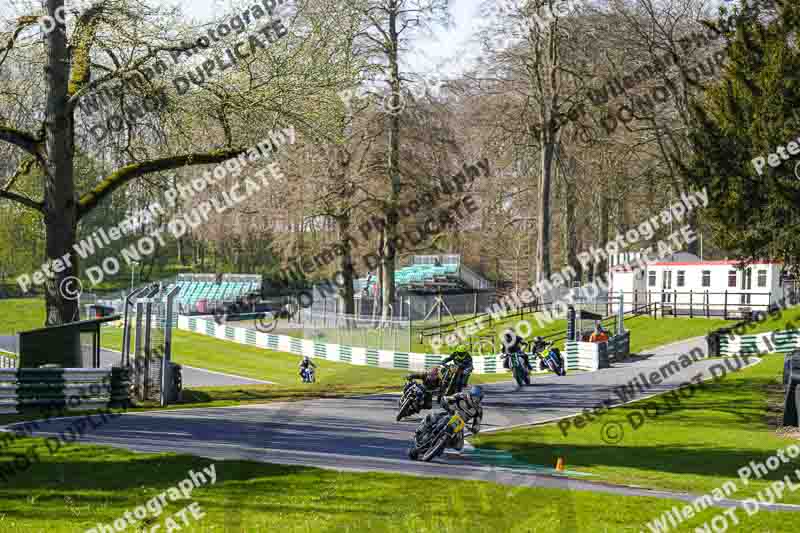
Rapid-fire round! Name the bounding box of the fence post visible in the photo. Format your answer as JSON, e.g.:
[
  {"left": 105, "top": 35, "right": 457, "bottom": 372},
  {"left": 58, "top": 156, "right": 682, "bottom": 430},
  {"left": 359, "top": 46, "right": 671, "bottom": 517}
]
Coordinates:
[
  {"left": 724, "top": 290, "right": 728, "bottom": 320},
  {"left": 673, "top": 290, "right": 677, "bottom": 317},
  {"left": 689, "top": 290, "right": 693, "bottom": 318},
  {"left": 474, "top": 291, "right": 478, "bottom": 317}
]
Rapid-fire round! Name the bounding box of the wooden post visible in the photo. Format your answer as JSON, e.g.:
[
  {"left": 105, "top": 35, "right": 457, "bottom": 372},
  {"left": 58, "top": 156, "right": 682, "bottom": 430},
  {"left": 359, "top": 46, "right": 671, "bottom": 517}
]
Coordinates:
[
  {"left": 724, "top": 290, "right": 728, "bottom": 320},
  {"left": 673, "top": 290, "right": 677, "bottom": 317},
  {"left": 689, "top": 290, "right": 693, "bottom": 318}
]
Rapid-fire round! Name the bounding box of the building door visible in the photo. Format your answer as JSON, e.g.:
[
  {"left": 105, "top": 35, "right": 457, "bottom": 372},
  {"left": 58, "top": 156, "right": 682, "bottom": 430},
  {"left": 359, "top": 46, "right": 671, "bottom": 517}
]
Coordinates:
[
  {"left": 662, "top": 270, "right": 672, "bottom": 303},
  {"left": 741, "top": 268, "right": 751, "bottom": 304}
]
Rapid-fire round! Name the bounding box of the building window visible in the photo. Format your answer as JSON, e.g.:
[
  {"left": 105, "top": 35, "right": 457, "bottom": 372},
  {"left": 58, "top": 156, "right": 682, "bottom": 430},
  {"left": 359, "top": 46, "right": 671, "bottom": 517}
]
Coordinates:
[
  {"left": 702, "top": 270, "right": 711, "bottom": 288},
  {"left": 728, "top": 271, "right": 737, "bottom": 288},
  {"left": 677, "top": 271, "right": 685, "bottom": 287},
  {"left": 758, "top": 270, "right": 767, "bottom": 288},
  {"left": 648, "top": 271, "right": 656, "bottom": 287}
]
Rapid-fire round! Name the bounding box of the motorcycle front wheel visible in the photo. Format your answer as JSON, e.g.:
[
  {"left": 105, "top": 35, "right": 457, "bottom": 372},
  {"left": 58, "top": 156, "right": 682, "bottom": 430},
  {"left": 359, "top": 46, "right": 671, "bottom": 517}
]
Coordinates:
[
  {"left": 512, "top": 365, "right": 526, "bottom": 387},
  {"left": 421, "top": 434, "right": 449, "bottom": 462},
  {"left": 397, "top": 397, "right": 413, "bottom": 421}
]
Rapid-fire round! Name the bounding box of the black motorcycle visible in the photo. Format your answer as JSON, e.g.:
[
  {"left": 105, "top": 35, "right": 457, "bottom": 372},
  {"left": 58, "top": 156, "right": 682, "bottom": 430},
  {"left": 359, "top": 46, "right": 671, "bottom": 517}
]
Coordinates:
[
  {"left": 397, "top": 379, "right": 426, "bottom": 421},
  {"left": 408, "top": 411, "right": 467, "bottom": 462},
  {"left": 508, "top": 351, "right": 531, "bottom": 387},
  {"left": 437, "top": 363, "right": 471, "bottom": 401}
]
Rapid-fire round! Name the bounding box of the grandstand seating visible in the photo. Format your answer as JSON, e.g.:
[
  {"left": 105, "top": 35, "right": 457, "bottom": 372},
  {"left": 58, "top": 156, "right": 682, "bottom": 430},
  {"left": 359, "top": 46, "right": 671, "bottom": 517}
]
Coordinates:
[
  {"left": 173, "top": 279, "right": 260, "bottom": 306},
  {"left": 357, "top": 262, "right": 466, "bottom": 293}
]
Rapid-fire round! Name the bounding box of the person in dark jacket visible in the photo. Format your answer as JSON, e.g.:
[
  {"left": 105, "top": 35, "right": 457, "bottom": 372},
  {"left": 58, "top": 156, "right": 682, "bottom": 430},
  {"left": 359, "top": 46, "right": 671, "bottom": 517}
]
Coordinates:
[
  {"left": 439, "top": 344, "right": 474, "bottom": 397},
  {"left": 405, "top": 366, "right": 442, "bottom": 409}
]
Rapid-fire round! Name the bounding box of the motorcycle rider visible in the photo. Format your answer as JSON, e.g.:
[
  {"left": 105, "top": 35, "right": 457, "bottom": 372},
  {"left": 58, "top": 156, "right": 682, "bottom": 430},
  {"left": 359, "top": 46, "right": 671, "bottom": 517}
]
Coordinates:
[
  {"left": 405, "top": 366, "right": 441, "bottom": 409},
  {"left": 501, "top": 329, "right": 533, "bottom": 374},
  {"left": 438, "top": 344, "right": 474, "bottom": 397},
  {"left": 417, "top": 385, "right": 484, "bottom": 452},
  {"left": 299, "top": 356, "right": 316, "bottom": 381}
]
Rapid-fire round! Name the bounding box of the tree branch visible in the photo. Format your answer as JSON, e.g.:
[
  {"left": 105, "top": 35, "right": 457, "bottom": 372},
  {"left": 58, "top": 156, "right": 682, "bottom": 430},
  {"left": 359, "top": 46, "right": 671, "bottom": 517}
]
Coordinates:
[
  {"left": 0, "top": 125, "right": 41, "bottom": 155},
  {"left": 0, "top": 189, "right": 44, "bottom": 212},
  {"left": 2, "top": 156, "right": 37, "bottom": 191},
  {"left": 0, "top": 16, "right": 38, "bottom": 72},
  {"left": 76, "top": 148, "right": 251, "bottom": 217}
]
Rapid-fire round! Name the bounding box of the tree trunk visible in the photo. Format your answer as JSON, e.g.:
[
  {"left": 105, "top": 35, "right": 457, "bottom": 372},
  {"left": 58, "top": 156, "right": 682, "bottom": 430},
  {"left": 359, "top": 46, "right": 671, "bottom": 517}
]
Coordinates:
[
  {"left": 537, "top": 141, "right": 555, "bottom": 283},
  {"left": 562, "top": 164, "right": 578, "bottom": 285},
  {"left": 381, "top": 0, "right": 401, "bottom": 321},
  {"left": 596, "top": 195, "right": 610, "bottom": 282},
  {"left": 43, "top": 0, "right": 79, "bottom": 328},
  {"left": 337, "top": 215, "right": 355, "bottom": 318}
]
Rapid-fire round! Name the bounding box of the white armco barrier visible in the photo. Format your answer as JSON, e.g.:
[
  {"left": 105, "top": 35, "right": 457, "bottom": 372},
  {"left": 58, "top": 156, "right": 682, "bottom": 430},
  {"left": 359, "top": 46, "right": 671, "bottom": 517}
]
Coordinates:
[
  {"left": 179, "top": 316, "right": 510, "bottom": 374},
  {"left": 719, "top": 329, "right": 800, "bottom": 355},
  {"left": 565, "top": 331, "right": 630, "bottom": 372}
]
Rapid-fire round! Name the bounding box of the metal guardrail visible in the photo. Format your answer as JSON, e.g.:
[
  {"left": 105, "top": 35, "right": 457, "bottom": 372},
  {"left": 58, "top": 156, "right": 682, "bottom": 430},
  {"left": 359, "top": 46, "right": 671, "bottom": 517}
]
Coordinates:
[
  {"left": 0, "top": 367, "right": 131, "bottom": 415},
  {"left": 0, "top": 354, "right": 17, "bottom": 369}
]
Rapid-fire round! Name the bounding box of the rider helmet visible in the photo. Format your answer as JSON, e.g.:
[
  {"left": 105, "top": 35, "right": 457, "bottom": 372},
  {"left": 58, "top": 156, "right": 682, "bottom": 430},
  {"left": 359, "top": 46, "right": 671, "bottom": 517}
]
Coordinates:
[
  {"left": 469, "top": 385, "right": 484, "bottom": 404},
  {"left": 452, "top": 344, "right": 469, "bottom": 363},
  {"left": 429, "top": 366, "right": 440, "bottom": 380}
]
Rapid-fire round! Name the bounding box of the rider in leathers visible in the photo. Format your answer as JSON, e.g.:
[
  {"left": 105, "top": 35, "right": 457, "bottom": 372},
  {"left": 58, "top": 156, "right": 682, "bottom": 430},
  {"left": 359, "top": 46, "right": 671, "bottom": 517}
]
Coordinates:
[
  {"left": 418, "top": 385, "right": 484, "bottom": 451},
  {"left": 405, "top": 366, "right": 441, "bottom": 409}
]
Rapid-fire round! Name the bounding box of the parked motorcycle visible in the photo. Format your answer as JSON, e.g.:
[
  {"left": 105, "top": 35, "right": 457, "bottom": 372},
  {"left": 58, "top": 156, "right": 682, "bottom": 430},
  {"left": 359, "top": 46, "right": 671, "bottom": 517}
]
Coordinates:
[
  {"left": 397, "top": 379, "right": 426, "bottom": 421},
  {"left": 301, "top": 367, "right": 316, "bottom": 383},
  {"left": 408, "top": 411, "right": 467, "bottom": 462}
]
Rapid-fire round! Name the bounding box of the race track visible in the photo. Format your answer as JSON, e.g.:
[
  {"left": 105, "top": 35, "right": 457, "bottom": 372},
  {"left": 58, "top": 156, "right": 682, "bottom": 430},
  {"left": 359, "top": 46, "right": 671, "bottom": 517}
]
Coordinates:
[{"left": 6, "top": 336, "right": 796, "bottom": 511}]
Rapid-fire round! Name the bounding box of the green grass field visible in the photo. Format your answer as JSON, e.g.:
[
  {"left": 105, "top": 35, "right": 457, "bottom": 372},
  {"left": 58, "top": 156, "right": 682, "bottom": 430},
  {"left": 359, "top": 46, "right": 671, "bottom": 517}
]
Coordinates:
[
  {"left": 98, "top": 327, "right": 513, "bottom": 398},
  {"left": 0, "top": 298, "right": 46, "bottom": 334},
  {"left": 474, "top": 354, "right": 800, "bottom": 503},
  {"left": 0, "top": 435, "right": 796, "bottom": 532},
  {"left": 734, "top": 303, "right": 800, "bottom": 335}
]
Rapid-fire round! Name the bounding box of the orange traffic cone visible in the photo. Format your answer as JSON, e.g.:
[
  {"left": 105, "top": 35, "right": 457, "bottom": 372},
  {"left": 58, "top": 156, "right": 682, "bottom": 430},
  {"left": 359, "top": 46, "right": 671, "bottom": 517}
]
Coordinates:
[{"left": 556, "top": 457, "right": 566, "bottom": 471}]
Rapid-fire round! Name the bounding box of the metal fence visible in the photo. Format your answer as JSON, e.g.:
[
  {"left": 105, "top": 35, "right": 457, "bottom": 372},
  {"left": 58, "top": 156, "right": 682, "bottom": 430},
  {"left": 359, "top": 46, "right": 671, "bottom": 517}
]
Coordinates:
[
  {"left": 121, "top": 283, "right": 179, "bottom": 405},
  {"left": 272, "top": 309, "right": 413, "bottom": 352},
  {"left": 613, "top": 289, "right": 800, "bottom": 320}
]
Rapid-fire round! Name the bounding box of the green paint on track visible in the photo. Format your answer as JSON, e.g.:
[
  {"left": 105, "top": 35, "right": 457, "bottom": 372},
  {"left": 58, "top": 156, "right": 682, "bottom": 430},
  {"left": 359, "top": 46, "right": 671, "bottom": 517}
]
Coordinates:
[{"left": 466, "top": 447, "right": 593, "bottom": 478}]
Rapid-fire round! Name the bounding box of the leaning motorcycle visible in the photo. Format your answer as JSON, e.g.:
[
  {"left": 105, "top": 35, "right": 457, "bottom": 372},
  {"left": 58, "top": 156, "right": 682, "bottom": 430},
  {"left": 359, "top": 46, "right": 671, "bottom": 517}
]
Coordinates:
[
  {"left": 408, "top": 411, "right": 466, "bottom": 462},
  {"left": 437, "top": 364, "right": 463, "bottom": 399},
  {"left": 537, "top": 342, "right": 566, "bottom": 376},
  {"left": 301, "top": 367, "right": 316, "bottom": 383},
  {"left": 509, "top": 352, "right": 531, "bottom": 387},
  {"left": 397, "top": 379, "right": 426, "bottom": 421}
]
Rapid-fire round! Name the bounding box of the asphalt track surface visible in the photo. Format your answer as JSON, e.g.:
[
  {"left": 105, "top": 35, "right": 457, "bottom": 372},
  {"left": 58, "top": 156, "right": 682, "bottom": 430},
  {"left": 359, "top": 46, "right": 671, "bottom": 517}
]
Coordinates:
[
  {"left": 0, "top": 335, "right": 269, "bottom": 387},
  {"left": 4, "top": 336, "right": 799, "bottom": 512}
]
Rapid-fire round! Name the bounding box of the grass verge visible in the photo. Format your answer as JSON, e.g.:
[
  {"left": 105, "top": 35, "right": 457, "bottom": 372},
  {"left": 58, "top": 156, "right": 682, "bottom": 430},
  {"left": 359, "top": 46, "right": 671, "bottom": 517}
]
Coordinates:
[
  {"left": 0, "top": 439, "right": 797, "bottom": 532},
  {"left": 474, "top": 353, "right": 800, "bottom": 504},
  {"left": 0, "top": 298, "right": 45, "bottom": 335}
]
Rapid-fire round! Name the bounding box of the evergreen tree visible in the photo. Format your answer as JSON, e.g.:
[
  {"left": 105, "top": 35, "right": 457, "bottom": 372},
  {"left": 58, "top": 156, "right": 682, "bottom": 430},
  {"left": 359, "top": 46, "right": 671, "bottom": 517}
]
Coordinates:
[{"left": 681, "top": 0, "right": 800, "bottom": 278}]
